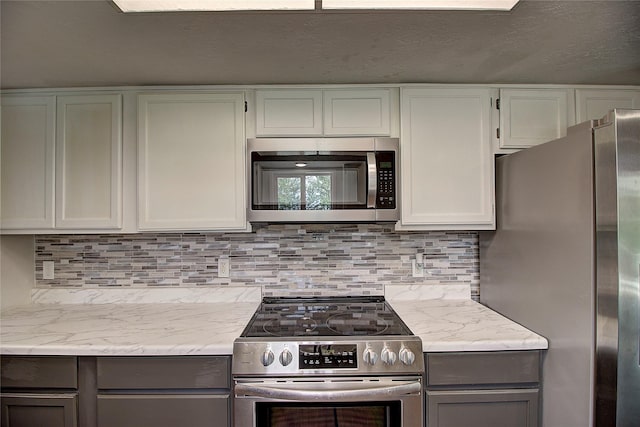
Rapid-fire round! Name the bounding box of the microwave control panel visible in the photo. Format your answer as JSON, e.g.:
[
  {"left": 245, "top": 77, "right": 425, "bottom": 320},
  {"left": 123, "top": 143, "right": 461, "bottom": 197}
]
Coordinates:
[{"left": 376, "top": 152, "right": 396, "bottom": 209}]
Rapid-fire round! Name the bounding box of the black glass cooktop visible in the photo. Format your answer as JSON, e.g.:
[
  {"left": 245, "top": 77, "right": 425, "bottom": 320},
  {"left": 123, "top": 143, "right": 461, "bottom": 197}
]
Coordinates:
[{"left": 240, "top": 296, "right": 414, "bottom": 338}]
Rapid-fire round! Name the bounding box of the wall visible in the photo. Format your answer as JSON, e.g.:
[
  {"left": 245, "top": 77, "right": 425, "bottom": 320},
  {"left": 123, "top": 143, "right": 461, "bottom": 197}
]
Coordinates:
[
  {"left": 34, "top": 224, "right": 480, "bottom": 300},
  {"left": 1, "top": 235, "right": 35, "bottom": 309}
]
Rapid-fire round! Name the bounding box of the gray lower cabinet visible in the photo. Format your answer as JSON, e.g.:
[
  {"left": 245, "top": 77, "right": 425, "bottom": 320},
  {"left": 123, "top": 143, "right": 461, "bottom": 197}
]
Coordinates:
[
  {"left": 97, "top": 394, "right": 228, "bottom": 427},
  {"left": 1, "top": 393, "right": 78, "bottom": 427},
  {"left": 425, "top": 351, "right": 541, "bottom": 427},
  {"left": 95, "top": 356, "right": 231, "bottom": 427},
  {"left": 427, "top": 389, "right": 538, "bottom": 427},
  {"left": 1, "top": 356, "right": 79, "bottom": 427},
  {"left": 1, "top": 355, "right": 231, "bottom": 427}
]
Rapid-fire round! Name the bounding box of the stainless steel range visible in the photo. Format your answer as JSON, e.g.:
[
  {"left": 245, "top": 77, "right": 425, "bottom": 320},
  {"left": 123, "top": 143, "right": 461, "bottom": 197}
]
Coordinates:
[{"left": 232, "top": 296, "right": 424, "bottom": 427}]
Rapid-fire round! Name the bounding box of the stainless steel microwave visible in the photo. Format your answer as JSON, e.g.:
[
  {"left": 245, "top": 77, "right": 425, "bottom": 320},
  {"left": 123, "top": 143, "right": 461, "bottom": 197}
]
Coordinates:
[{"left": 248, "top": 137, "right": 399, "bottom": 222}]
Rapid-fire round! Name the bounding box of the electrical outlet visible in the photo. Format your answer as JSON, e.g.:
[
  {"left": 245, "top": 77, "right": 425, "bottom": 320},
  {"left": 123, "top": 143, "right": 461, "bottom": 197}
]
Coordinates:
[
  {"left": 218, "top": 257, "right": 230, "bottom": 278},
  {"left": 411, "top": 258, "right": 424, "bottom": 278},
  {"left": 43, "top": 261, "right": 55, "bottom": 280}
]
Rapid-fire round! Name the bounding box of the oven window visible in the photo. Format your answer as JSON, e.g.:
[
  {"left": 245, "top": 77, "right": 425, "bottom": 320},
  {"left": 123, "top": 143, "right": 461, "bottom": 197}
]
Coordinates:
[{"left": 255, "top": 402, "right": 401, "bottom": 427}]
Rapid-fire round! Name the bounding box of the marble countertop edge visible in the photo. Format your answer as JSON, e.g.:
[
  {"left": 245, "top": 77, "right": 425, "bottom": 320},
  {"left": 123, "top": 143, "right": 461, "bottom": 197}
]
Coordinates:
[
  {"left": 422, "top": 339, "right": 549, "bottom": 352},
  {"left": 0, "top": 344, "right": 235, "bottom": 356}
]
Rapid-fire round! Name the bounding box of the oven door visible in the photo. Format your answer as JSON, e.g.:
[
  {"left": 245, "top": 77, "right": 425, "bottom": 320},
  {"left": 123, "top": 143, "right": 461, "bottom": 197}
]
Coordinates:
[{"left": 234, "top": 376, "right": 423, "bottom": 427}]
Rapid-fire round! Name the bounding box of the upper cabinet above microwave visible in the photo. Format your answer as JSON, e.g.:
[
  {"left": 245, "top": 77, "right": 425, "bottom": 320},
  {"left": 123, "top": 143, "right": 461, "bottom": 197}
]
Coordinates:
[{"left": 253, "top": 88, "right": 398, "bottom": 137}]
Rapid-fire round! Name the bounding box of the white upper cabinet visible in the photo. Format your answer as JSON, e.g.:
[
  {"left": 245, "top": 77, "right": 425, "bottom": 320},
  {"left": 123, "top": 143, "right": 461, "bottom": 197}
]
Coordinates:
[
  {"left": 55, "top": 94, "right": 123, "bottom": 229},
  {"left": 1, "top": 93, "right": 123, "bottom": 232},
  {"left": 323, "top": 89, "right": 391, "bottom": 136},
  {"left": 138, "top": 92, "right": 247, "bottom": 231},
  {"left": 254, "top": 88, "right": 394, "bottom": 137},
  {"left": 1, "top": 95, "right": 56, "bottom": 230},
  {"left": 398, "top": 87, "right": 494, "bottom": 230},
  {"left": 575, "top": 88, "right": 640, "bottom": 122},
  {"left": 497, "top": 88, "right": 574, "bottom": 150},
  {"left": 255, "top": 90, "right": 323, "bottom": 136}
]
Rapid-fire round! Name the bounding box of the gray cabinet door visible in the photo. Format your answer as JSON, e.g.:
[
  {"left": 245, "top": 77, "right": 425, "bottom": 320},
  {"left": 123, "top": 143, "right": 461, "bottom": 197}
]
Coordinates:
[
  {"left": 427, "top": 389, "right": 539, "bottom": 427},
  {"left": 96, "top": 394, "right": 229, "bottom": 427},
  {"left": 1, "top": 393, "right": 78, "bottom": 427}
]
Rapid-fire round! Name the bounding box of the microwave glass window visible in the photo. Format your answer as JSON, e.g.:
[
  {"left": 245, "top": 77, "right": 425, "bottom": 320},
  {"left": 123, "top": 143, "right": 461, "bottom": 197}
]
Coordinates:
[
  {"left": 252, "top": 153, "right": 369, "bottom": 210},
  {"left": 277, "top": 175, "right": 332, "bottom": 210},
  {"left": 277, "top": 177, "right": 301, "bottom": 210}
]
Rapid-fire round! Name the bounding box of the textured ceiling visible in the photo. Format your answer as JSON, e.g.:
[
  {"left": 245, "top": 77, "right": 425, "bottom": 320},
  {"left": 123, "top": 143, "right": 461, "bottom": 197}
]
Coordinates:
[{"left": 1, "top": 0, "right": 639, "bottom": 89}]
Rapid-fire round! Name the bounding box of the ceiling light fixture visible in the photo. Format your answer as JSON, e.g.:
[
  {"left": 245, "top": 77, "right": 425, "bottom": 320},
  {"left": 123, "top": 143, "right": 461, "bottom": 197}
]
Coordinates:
[
  {"left": 112, "top": 0, "right": 316, "bottom": 12},
  {"left": 113, "top": 0, "right": 519, "bottom": 12},
  {"left": 322, "top": 0, "right": 519, "bottom": 10}
]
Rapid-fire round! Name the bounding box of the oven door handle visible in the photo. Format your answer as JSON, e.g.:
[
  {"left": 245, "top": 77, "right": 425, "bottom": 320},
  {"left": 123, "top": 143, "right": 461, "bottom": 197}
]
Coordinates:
[{"left": 235, "top": 381, "right": 422, "bottom": 401}]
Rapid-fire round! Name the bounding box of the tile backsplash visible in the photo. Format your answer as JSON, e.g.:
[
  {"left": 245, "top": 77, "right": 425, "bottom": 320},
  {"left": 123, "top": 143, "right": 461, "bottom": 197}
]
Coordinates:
[{"left": 35, "top": 224, "right": 480, "bottom": 300}]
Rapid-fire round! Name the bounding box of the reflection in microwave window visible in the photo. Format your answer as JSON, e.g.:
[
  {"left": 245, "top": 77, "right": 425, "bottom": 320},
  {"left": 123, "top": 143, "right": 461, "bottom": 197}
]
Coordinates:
[{"left": 277, "top": 175, "right": 331, "bottom": 210}]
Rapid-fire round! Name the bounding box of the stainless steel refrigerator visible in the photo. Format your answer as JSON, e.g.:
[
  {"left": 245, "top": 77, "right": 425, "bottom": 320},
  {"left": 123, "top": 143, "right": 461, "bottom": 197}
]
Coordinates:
[{"left": 480, "top": 109, "right": 640, "bottom": 427}]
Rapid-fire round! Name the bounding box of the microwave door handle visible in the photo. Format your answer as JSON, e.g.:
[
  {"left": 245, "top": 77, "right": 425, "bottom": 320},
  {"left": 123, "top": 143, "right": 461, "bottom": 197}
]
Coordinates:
[{"left": 367, "top": 152, "right": 377, "bottom": 209}]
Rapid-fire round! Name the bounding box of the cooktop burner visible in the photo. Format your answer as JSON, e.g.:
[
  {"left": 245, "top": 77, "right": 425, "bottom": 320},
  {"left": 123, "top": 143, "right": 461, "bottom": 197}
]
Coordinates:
[{"left": 240, "top": 296, "right": 413, "bottom": 338}]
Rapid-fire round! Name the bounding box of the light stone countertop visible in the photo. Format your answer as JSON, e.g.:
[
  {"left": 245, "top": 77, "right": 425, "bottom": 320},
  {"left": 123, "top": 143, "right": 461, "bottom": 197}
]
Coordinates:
[
  {"left": 386, "top": 284, "right": 548, "bottom": 352},
  {"left": 0, "top": 302, "right": 259, "bottom": 356},
  {"left": 0, "top": 287, "right": 261, "bottom": 356},
  {"left": 389, "top": 299, "right": 548, "bottom": 352},
  {"left": 0, "top": 285, "right": 547, "bottom": 356}
]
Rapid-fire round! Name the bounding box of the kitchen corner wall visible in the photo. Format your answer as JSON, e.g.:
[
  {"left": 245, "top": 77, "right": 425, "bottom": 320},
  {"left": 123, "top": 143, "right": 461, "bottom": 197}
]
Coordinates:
[{"left": 35, "top": 224, "right": 480, "bottom": 300}]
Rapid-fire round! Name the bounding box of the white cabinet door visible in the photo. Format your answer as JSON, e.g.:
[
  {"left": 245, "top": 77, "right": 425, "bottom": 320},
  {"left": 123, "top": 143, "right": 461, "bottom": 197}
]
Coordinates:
[
  {"left": 56, "top": 94, "right": 122, "bottom": 229},
  {"left": 255, "top": 90, "right": 322, "bottom": 136},
  {"left": 138, "top": 92, "right": 246, "bottom": 231},
  {"left": 323, "top": 89, "right": 391, "bottom": 136},
  {"left": 576, "top": 88, "right": 640, "bottom": 122},
  {"left": 498, "top": 88, "right": 573, "bottom": 149},
  {"left": 399, "top": 87, "right": 494, "bottom": 230},
  {"left": 1, "top": 96, "right": 56, "bottom": 229}
]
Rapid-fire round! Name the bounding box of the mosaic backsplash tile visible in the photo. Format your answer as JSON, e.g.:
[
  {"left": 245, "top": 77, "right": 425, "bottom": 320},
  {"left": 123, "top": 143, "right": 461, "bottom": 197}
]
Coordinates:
[{"left": 35, "top": 224, "right": 480, "bottom": 300}]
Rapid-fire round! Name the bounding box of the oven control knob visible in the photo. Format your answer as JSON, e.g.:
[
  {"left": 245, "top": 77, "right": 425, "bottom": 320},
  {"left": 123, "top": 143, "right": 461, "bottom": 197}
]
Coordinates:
[
  {"left": 363, "top": 347, "right": 378, "bottom": 365},
  {"left": 381, "top": 346, "right": 397, "bottom": 365},
  {"left": 279, "top": 349, "right": 293, "bottom": 366},
  {"left": 261, "top": 348, "right": 275, "bottom": 367},
  {"left": 399, "top": 347, "right": 416, "bottom": 366}
]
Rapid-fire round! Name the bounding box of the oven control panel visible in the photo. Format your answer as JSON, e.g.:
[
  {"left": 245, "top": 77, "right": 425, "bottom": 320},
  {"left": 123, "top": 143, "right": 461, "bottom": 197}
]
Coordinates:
[
  {"left": 232, "top": 338, "right": 424, "bottom": 376},
  {"left": 299, "top": 344, "right": 357, "bottom": 369}
]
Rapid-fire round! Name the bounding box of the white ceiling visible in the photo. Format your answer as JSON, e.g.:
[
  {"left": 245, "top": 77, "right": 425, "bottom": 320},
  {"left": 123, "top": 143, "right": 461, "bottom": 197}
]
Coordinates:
[{"left": 1, "top": 0, "right": 639, "bottom": 89}]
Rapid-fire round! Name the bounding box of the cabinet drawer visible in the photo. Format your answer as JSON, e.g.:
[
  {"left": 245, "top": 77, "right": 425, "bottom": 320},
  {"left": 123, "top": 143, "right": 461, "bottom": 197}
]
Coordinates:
[
  {"left": 1, "top": 393, "right": 78, "bottom": 427},
  {"left": 427, "top": 389, "right": 539, "bottom": 427},
  {"left": 1, "top": 356, "right": 78, "bottom": 389},
  {"left": 96, "top": 356, "right": 230, "bottom": 389},
  {"left": 97, "top": 394, "right": 228, "bottom": 427},
  {"left": 426, "top": 351, "right": 540, "bottom": 386}
]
